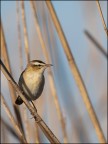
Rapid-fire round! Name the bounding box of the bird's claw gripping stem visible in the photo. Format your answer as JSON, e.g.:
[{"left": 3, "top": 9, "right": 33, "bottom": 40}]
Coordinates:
[{"left": 34, "top": 115, "right": 42, "bottom": 123}]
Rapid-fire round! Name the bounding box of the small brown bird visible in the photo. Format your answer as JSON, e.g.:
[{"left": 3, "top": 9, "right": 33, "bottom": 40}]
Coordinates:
[{"left": 15, "top": 60, "right": 52, "bottom": 105}]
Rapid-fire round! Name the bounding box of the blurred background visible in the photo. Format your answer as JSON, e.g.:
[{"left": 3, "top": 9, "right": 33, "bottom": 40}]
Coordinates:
[{"left": 1, "top": 1, "right": 107, "bottom": 143}]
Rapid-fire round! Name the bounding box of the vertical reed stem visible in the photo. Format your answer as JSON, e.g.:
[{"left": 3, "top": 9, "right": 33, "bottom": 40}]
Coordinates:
[
  {"left": 46, "top": 1, "right": 106, "bottom": 143},
  {"left": 1, "top": 22, "right": 24, "bottom": 135},
  {"left": 21, "top": 1, "right": 31, "bottom": 142},
  {"left": 0, "top": 59, "right": 60, "bottom": 143},
  {"left": 96, "top": 0, "right": 108, "bottom": 36},
  {"left": 84, "top": 30, "right": 107, "bottom": 58},
  {"left": 1, "top": 94, "right": 27, "bottom": 143},
  {"left": 21, "top": 1, "right": 30, "bottom": 63},
  {"left": 35, "top": 124, "right": 40, "bottom": 143},
  {"left": 30, "top": 1, "right": 68, "bottom": 143},
  {"left": 16, "top": 1, "right": 23, "bottom": 71}
]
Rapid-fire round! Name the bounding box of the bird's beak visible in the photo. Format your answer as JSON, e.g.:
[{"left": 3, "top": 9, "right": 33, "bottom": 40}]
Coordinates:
[{"left": 45, "top": 64, "right": 53, "bottom": 67}]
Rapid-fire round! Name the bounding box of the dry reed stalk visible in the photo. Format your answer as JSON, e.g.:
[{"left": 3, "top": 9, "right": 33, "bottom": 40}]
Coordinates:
[
  {"left": 1, "top": 94, "right": 27, "bottom": 143},
  {"left": 16, "top": 1, "right": 23, "bottom": 71},
  {"left": 21, "top": 1, "right": 31, "bottom": 142},
  {"left": 46, "top": 1, "right": 106, "bottom": 143},
  {"left": 16, "top": 5, "right": 28, "bottom": 139},
  {"left": 21, "top": 1, "right": 40, "bottom": 142},
  {"left": 96, "top": 0, "right": 108, "bottom": 36},
  {"left": 35, "top": 123, "right": 40, "bottom": 143},
  {"left": 1, "top": 23, "right": 24, "bottom": 134},
  {"left": 30, "top": 1, "right": 68, "bottom": 143},
  {"left": 21, "top": 1, "right": 30, "bottom": 63},
  {"left": 84, "top": 30, "right": 108, "bottom": 58},
  {"left": 1, "top": 118, "right": 19, "bottom": 141},
  {"left": 22, "top": 104, "right": 30, "bottom": 143},
  {"left": 1, "top": 118, "right": 7, "bottom": 143},
  {"left": 47, "top": 13, "right": 90, "bottom": 143},
  {"left": 0, "top": 59, "right": 60, "bottom": 143}
]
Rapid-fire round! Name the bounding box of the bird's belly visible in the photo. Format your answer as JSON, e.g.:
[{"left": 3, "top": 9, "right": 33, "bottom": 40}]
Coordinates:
[
  {"left": 22, "top": 74, "right": 44, "bottom": 100},
  {"left": 28, "top": 82, "right": 39, "bottom": 96}
]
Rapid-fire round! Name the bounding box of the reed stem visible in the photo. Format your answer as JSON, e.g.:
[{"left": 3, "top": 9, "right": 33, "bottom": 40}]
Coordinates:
[
  {"left": 96, "top": 0, "right": 108, "bottom": 36},
  {"left": 30, "top": 1, "right": 68, "bottom": 143},
  {"left": 0, "top": 59, "right": 60, "bottom": 144},
  {"left": 1, "top": 94, "right": 27, "bottom": 143},
  {"left": 16, "top": 1, "right": 23, "bottom": 71},
  {"left": 21, "top": 1, "right": 31, "bottom": 142},
  {"left": 84, "top": 30, "right": 107, "bottom": 58},
  {"left": 1, "top": 118, "right": 19, "bottom": 141},
  {"left": 21, "top": 1, "right": 30, "bottom": 63},
  {"left": 1, "top": 22, "right": 24, "bottom": 135},
  {"left": 46, "top": 1, "right": 106, "bottom": 143}
]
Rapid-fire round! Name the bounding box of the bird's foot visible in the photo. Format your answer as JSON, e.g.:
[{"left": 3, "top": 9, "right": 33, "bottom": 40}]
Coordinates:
[
  {"left": 34, "top": 115, "right": 42, "bottom": 123},
  {"left": 30, "top": 113, "right": 41, "bottom": 123}
]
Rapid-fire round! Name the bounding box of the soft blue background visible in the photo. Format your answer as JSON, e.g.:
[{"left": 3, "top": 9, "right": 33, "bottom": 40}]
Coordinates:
[{"left": 1, "top": 1, "right": 107, "bottom": 143}]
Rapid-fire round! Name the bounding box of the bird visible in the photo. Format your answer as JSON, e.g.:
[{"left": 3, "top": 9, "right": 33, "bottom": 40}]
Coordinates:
[{"left": 15, "top": 60, "right": 52, "bottom": 105}]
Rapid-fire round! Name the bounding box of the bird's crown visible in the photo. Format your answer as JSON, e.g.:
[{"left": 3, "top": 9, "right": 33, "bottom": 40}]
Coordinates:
[{"left": 30, "top": 60, "right": 45, "bottom": 67}]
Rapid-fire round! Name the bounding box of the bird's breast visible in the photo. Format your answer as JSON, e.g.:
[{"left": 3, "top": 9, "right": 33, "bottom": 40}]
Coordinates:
[{"left": 22, "top": 72, "right": 45, "bottom": 100}]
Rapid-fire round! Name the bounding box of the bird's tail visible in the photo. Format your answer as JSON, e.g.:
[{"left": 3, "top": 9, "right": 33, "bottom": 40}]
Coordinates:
[{"left": 15, "top": 96, "right": 23, "bottom": 105}]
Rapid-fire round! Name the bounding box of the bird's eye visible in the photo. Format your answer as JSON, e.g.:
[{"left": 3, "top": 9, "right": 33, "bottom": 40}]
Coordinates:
[{"left": 38, "top": 65, "right": 41, "bottom": 67}]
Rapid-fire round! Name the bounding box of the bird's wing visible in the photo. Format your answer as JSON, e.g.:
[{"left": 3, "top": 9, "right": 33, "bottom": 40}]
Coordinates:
[{"left": 18, "top": 70, "right": 25, "bottom": 91}]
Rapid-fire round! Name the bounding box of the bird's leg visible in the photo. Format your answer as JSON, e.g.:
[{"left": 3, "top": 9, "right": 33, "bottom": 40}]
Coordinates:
[
  {"left": 30, "top": 101, "right": 37, "bottom": 112},
  {"left": 30, "top": 101, "right": 41, "bottom": 123}
]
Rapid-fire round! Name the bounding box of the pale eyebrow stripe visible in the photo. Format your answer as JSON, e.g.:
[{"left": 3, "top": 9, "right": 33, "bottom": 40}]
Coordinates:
[{"left": 33, "top": 62, "right": 44, "bottom": 65}]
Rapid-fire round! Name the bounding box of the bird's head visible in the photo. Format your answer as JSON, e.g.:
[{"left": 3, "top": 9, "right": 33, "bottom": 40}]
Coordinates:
[{"left": 27, "top": 60, "right": 53, "bottom": 74}]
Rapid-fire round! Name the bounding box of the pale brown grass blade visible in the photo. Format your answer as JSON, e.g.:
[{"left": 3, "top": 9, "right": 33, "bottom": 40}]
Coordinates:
[
  {"left": 30, "top": 1, "right": 68, "bottom": 143},
  {"left": 16, "top": 1, "right": 23, "bottom": 71},
  {"left": 96, "top": 0, "right": 108, "bottom": 36},
  {"left": 35, "top": 123, "right": 40, "bottom": 143},
  {"left": 21, "top": 1, "right": 30, "bottom": 63},
  {"left": 84, "top": 30, "right": 107, "bottom": 59},
  {"left": 20, "top": 1, "right": 31, "bottom": 142},
  {"left": 1, "top": 94, "right": 27, "bottom": 143},
  {"left": 1, "top": 118, "right": 19, "bottom": 141},
  {"left": 0, "top": 59, "right": 60, "bottom": 143},
  {"left": 46, "top": 1, "right": 106, "bottom": 143},
  {"left": 1, "top": 22, "right": 24, "bottom": 134}
]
